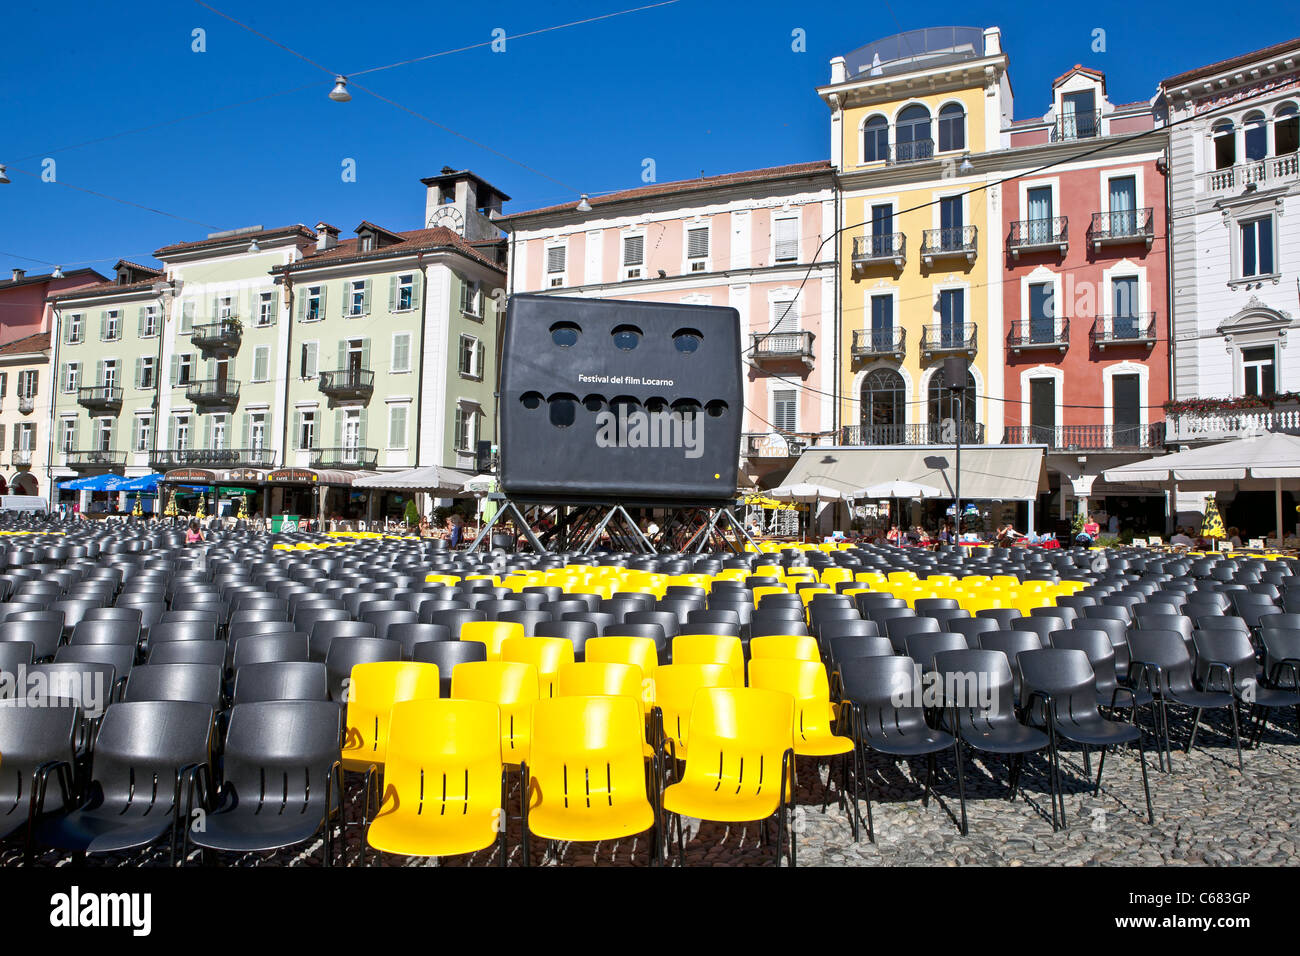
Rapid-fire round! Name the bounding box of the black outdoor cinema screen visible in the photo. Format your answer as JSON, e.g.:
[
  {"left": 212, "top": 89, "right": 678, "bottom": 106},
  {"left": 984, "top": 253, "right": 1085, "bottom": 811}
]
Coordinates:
[{"left": 500, "top": 294, "right": 743, "bottom": 503}]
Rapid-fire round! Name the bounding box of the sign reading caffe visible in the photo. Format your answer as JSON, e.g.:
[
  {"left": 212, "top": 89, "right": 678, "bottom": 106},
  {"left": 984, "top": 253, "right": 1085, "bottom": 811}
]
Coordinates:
[{"left": 267, "top": 469, "right": 318, "bottom": 483}]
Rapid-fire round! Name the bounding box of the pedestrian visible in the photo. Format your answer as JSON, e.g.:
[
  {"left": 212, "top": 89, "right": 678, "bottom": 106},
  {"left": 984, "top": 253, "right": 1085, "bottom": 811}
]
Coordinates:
[{"left": 185, "top": 519, "right": 204, "bottom": 545}]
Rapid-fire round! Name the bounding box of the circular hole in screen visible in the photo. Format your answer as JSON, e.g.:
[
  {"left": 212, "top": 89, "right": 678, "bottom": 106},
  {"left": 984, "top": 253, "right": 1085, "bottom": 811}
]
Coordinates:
[
  {"left": 705, "top": 400, "right": 728, "bottom": 418},
  {"left": 611, "top": 324, "right": 642, "bottom": 351},
  {"left": 548, "top": 394, "right": 577, "bottom": 427},
  {"left": 673, "top": 328, "right": 703, "bottom": 353},
  {"left": 520, "top": 392, "right": 543, "bottom": 410},
  {"left": 549, "top": 322, "right": 580, "bottom": 348}
]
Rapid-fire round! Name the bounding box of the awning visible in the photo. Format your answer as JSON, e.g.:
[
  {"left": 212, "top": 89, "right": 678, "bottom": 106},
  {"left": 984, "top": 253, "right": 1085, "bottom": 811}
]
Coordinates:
[
  {"left": 1103, "top": 432, "right": 1300, "bottom": 489},
  {"left": 58, "top": 473, "right": 130, "bottom": 492},
  {"left": 163, "top": 468, "right": 218, "bottom": 484},
  {"left": 265, "top": 468, "right": 379, "bottom": 486},
  {"left": 783, "top": 445, "right": 1049, "bottom": 502},
  {"left": 353, "top": 465, "right": 475, "bottom": 494},
  {"left": 116, "top": 473, "right": 164, "bottom": 492}
]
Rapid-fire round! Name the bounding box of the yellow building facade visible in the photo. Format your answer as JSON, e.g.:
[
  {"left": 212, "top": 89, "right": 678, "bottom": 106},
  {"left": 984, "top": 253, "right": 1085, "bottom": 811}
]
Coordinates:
[{"left": 819, "top": 27, "right": 1012, "bottom": 446}]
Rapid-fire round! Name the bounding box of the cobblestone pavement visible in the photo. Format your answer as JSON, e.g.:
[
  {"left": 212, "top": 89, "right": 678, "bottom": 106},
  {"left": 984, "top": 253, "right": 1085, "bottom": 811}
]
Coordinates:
[{"left": 8, "top": 707, "right": 1296, "bottom": 868}]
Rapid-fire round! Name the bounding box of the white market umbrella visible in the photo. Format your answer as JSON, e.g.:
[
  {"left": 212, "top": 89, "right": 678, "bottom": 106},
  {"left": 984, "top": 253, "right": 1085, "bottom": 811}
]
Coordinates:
[
  {"left": 853, "top": 480, "right": 942, "bottom": 500},
  {"left": 461, "top": 474, "right": 497, "bottom": 495},
  {"left": 768, "top": 483, "right": 843, "bottom": 539}
]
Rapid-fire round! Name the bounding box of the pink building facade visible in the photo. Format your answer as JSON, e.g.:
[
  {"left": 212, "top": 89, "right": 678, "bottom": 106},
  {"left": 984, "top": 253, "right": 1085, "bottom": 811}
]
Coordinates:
[
  {"left": 499, "top": 162, "right": 838, "bottom": 486},
  {"left": 0, "top": 267, "right": 107, "bottom": 345}
]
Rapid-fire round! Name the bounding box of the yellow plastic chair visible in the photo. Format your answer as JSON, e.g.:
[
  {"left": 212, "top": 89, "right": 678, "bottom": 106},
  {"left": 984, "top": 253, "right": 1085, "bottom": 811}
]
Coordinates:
[
  {"left": 661, "top": 687, "right": 797, "bottom": 866},
  {"left": 341, "top": 661, "right": 441, "bottom": 776},
  {"left": 364, "top": 698, "right": 506, "bottom": 864},
  {"left": 524, "top": 695, "right": 658, "bottom": 863},
  {"left": 450, "top": 661, "right": 539, "bottom": 767},
  {"left": 585, "top": 636, "right": 659, "bottom": 713},
  {"left": 499, "top": 636, "right": 575, "bottom": 698},
  {"left": 671, "top": 633, "right": 744, "bottom": 683},
  {"left": 556, "top": 661, "right": 643, "bottom": 699},
  {"left": 461, "top": 620, "right": 525, "bottom": 661},
  {"left": 653, "top": 662, "right": 738, "bottom": 760},
  {"left": 748, "top": 634, "right": 820, "bottom": 663}
]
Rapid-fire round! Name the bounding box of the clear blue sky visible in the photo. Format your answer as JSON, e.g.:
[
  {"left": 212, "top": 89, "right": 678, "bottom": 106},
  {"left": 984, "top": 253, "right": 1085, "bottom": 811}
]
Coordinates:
[{"left": 2, "top": 0, "right": 1298, "bottom": 274}]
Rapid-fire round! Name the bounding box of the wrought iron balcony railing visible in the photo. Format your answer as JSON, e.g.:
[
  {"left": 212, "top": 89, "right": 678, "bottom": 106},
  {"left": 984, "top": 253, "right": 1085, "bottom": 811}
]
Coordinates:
[
  {"left": 66, "top": 448, "right": 127, "bottom": 468},
  {"left": 750, "top": 331, "right": 815, "bottom": 366},
  {"left": 851, "top": 327, "right": 905, "bottom": 360},
  {"left": 920, "top": 225, "right": 978, "bottom": 265},
  {"left": 1007, "top": 318, "right": 1070, "bottom": 352},
  {"left": 1089, "top": 208, "right": 1154, "bottom": 249},
  {"left": 191, "top": 319, "right": 242, "bottom": 352},
  {"left": 851, "top": 233, "right": 906, "bottom": 269},
  {"left": 318, "top": 368, "right": 375, "bottom": 400},
  {"left": 185, "top": 378, "right": 241, "bottom": 407},
  {"left": 1051, "top": 109, "right": 1102, "bottom": 142},
  {"left": 76, "top": 385, "right": 123, "bottom": 411},
  {"left": 1008, "top": 217, "right": 1068, "bottom": 257},
  {"left": 1091, "top": 313, "right": 1158, "bottom": 348},
  {"left": 839, "top": 422, "right": 985, "bottom": 446},
  {"left": 311, "top": 446, "right": 379, "bottom": 469},
  {"left": 1002, "top": 423, "right": 1165, "bottom": 451},
  {"left": 150, "top": 447, "right": 277, "bottom": 469},
  {"left": 920, "top": 322, "right": 977, "bottom": 357}
]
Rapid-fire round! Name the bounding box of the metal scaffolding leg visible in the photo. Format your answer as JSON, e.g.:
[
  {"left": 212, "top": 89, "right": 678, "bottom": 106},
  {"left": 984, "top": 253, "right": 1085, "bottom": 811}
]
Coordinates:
[{"left": 466, "top": 499, "right": 547, "bottom": 554}]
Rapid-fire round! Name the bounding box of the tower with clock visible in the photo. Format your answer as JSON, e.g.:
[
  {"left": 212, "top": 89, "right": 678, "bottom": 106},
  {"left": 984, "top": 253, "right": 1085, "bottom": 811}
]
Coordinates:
[{"left": 420, "top": 166, "right": 511, "bottom": 242}]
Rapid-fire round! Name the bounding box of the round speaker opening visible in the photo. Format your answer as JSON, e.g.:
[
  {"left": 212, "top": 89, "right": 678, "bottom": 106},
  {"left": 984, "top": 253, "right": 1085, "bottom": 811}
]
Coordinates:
[
  {"left": 672, "top": 328, "right": 703, "bottom": 353},
  {"left": 519, "top": 391, "right": 543, "bottom": 410},
  {"left": 611, "top": 324, "right": 642, "bottom": 351},
  {"left": 705, "top": 400, "right": 728, "bottom": 418},
  {"left": 547, "top": 394, "right": 578, "bottom": 428},
  {"left": 549, "top": 322, "right": 581, "bottom": 348}
]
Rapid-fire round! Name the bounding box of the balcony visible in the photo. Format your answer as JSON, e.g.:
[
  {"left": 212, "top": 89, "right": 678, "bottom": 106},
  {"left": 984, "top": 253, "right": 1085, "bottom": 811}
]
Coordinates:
[
  {"left": 150, "top": 447, "right": 277, "bottom": 470},
  {"left": 311, "top": 446, "right": 379, "bottom": 469},
  {"left": 839, "top": 422, "right": 985, "bottom": 446},
  {"left": 920, "top": 323, "right": 977, "bottom": 358},
  {"left": 1051, "top": 110, "right": 1102, "bottom": 142},
  {"left": 1203, "top": 153, "right": 1300, "bottom": 195},
  {"left": 851, "top": 327, "right": 905, "bottom": 361},
  {"left": 12, "top": 449, "right": 33, "bottom": 467},
  {"left": 1166, "top": 403, "right": 1300, "bottom": 443},
  {"left": 1008, "top": 218, "right": 1068, "bottom": 258},
  {"left": 1007, "top": 318, "right": 1069, "bottom": 353},
  {"left": 1003, "top": 423, "right": 1165, "bottom": 451},
  {"left": 318, "top": 368, "right": 374, "bottom": 402},
  {"left": 1091, "top": 314, "right": 1158, "bottom": 349},
  {"left": 920, "top": 226, "right": 978, "bottom": 266},
  {"left": 191, "top": 319, "right": 242, "bottom": 354},
  {"left": 17, "top": 397, "right": 35, "bottom": 415},
  {"left": 185, "top": 378, "right": 241, "bottom": 408},
  {"left": 66, "top": 449, "right": 127, "bottom": 469},
  {"left": 750, "top": 331, "right": 815, "bottom": 367},
  {"left": 1089, "top": 208, "right": 1154, "bottom": 251},
  {"left": 851, "top": 233, "right": 905, "bottom": 271},
  {"left": 76, "top": 385, "right": 123, "bottom": 413}
]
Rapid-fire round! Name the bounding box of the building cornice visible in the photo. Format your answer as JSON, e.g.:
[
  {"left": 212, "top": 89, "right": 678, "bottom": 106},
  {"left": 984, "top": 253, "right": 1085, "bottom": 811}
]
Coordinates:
[{"left": 816, "top": 53, "right": 1008, "bottom": 111}]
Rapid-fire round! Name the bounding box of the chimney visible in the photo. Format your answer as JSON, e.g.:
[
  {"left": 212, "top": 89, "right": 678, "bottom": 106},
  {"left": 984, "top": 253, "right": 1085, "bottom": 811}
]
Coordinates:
[
  {"left": 315, "top": 222, "right": 340, "bottom": 251},
  {"left": 10, "top": 268, "right": 25, "bottom": 282},
  {"left": 983, "top": 27, "right": 1002, "bottom": 57},
  {"left": 830, "top": 56, "right": 846, "bottom": 84}
]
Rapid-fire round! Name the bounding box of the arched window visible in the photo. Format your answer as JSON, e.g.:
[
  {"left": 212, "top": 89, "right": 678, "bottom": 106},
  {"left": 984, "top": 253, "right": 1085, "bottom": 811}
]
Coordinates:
[
  {"left": 1244, "top": 111, "right": 1267, "bottom": 162},
  {"left": 895, "top": 105, "right": 933, "bottom": 162},
  {"left": 1274, "top": 102, "right": 1299, "bottom": 157},
  {"left": 1213, "top": 120, "right": 1235, "bottom": 170},
  {"left": 861, "top": 369, "right": 905, "bottom": 444},
  {"left": 863, "top": 115, "right": 889, "bottom": 163},
  {"left": 927, "top": 367, "right": 977, "bottom": 440},
  {"left": 937, "top": 103, "right": 966, "bottom": 152}
]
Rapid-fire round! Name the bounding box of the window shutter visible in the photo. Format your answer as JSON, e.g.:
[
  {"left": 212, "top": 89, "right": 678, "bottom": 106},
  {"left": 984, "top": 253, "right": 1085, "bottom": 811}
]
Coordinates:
[
  {"left": 547, "top": 246, "right": 565, "bottom": 273},
  {"left": 411, "top": 272, "right": 422, "bottom": 304},
  {"left": 205, "top": 358, "right": 215, "bottom": 381},
  {"left": 210, "top": 296, "right": 219, "bottom": 321},
  {"left": 180, "top": 301, "right": 193, "bottom": 333},
  {"left": 60, "top": 364, "right": 68, "bottom": 392},
  {"left": 333, "top": 413, "right": 343, "bottom": 448},
  {"left": 292, "top": 411, "right": 302, "bottom": 449},
  {"left": 388, "top": 276, "right": 398, "bottom": 312},
  {"left": 296, "top": 291, "right": 306, "bottom": 321},
  {"left": 96, "top": 360, "right": 104, "bottom": 386},
  {"left": 254, "top": 347, "right": 268, "bottom": 382},
  {"left": 319, "top": 286, "right": 327, "bottom": 318},
  {"left": 361, "top": 338, "right": 371, "bottom": 370},
  {"left": 137, "top": 307, "right": 146, "bottom": 336},
  {"left": 623, "top": 235, "right": 644, "bottom": 266},
  {"left": 99, "top": 312, "right": 107, "bottom": 340},
  {"left": 30, "top": 371, "right": 37, "bottom": 397},
  {"left": 774, "top": 218, "right": 799, "bottom": 261},
  {"left": 687, "top": 227, "right": 709, "bottom": 259},
  {"left": 361, "top": 280, "right": 371, "bottom": 316},
  {"left": 134, "top": 358, "right": 143, "bottom": 389},
  {"left": 771, "top": 300, "right": 798, "bottom": 334},
  {"left": 393, "top": 334, "right": 409, "bottom": 372},
  {"left": 304, "top": 342, "right": 318, "bottom": 379},
  {"left": 337, "top": 340, "right": 347, "bottom": 370},
  {"left": 241, "top": 413, "right": 250, "bottom": 447},
  {"left": 454, "top": 405, "right": 465, "bottom": 449},
  {"left": 165, "top": 416, "right": 174, "bottom": 448},
  {"left": 476, "top": 341, "right": 485, "bottom": 378},
  {"left": 170, "top": 356, "right": 179, "bottom": 387},
  {"left": 390, "top": 406, "right": 406, "bottom": 448},
  {"left": 63, "top": 318, "right": 72, "bottom": 344},
  {"left": 357, "top": 408, "right": 367, "bottom": 447}
]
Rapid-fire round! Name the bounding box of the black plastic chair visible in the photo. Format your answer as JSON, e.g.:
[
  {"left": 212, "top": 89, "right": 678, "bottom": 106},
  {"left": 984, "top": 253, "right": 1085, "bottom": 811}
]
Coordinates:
[
  {"left": 360, "top": 609, "right": 420, "bottom": 643},
  {"left": 604, "top": 623, "right": 669, "bottom": 663},
  {"left": 185, "top": 700, "right": 343, "bottom": 864},
  {"left": 69, "top": 619, "right": 140, "bottom": 648},
  {"left": 231, "top": 662, "right": 330, "bottom": 704},
  {"left": 748, "top": 617, "right": 811, "bottom": 639},
  {"left": 1134, "top": 613, "right": 1194, "bottom": 646},
  {"left": 422, "top": 608, "right": 486, "bottom": 637},
  {"left": 293, "top": 606, "right": 350, "bottom": 637},
  {"left": 1049, "top": 628, "right": 1152, "bottom": 715},
  {"left": 0, "top": 640, "right": 34, "bottom": 671},
  {"left": 1193, "top": 629, "right": 1300, "bottom": 748},
  {"left": 148, "top": 620, "right": 219, "bottom": 645},
  {"left": 0, "top": 700, "right": 81, "bottom": 859},
  {"left": 309, "top": 620, "right": 376, "bottom": 663},
  {"left": 324, "top": 638, "right": 402, "bottom": 701},
  {"left": 905, "top": 633, "right": 970, "bottom": 673},
  {"left": 412, "top": 641, "right": 489, "bottom": 697},
  {"left": 838, "top": 655, "right": 967, "bottom": 840},
  {"left": 883, "top": 616, "right": 940, "bottom": 655},
  {"left": 149, "top": 641, "right": 227, "bottom": 666},
  {"left": 625, "top": 611, "right": 681, "bottom": 641},
  {"left": 386, "top": 623, "right": 451, "bottom": 660},
  {"left": 231, "top": 633, "right": 310, "bottom": 669},
  {"left": 54, "top": 645, "right": 133, "bottom": 690},
  {"left": 974, "top": 608, "right": 1022, "bottom": 629},
  {"left": 1017, "top": 648, "right": 1153, "bottom": 826},
  {"left": 562, "top": 611, "right": 617, "bottom": 636},
  {"left": 123, "top": 664, "right": 223, "bottom": 706},
  {"left": 497, "top": 610, "right": 554, "bottom": 637},
  {"left": 947, "top": 617, "right": 1000, "bottom": 643},
  {"left": 0, "top": 619, "right": 63, "bottom": 661},
  {"left": 535, "top": 620, "right": 598, "bottom": 661}
]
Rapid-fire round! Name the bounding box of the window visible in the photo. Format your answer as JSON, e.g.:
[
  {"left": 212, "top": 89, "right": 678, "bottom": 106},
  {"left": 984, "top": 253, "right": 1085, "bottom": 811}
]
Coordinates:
[
  {"left": 771, "top": 389, "right": 797, "bottom": 432},
  {"left": 939, "top": 196, "right": 964, "bottom": 247},
  {"left": 96, "top": 419, "right": 113, "bottom": 453},
  {"left": 459, "top": 334, "right": 484, "bottom": 379},
  {"left": 1244, "top": 111, "right": 1267, "bottom": 163},
  {"left": 217, "top": 296, "right": 234, "bottom": 320},
  {"left": 66, "top": 313, "right": 83, "bottom": 344},
  {"left": 348, "top": 280, "right": 369, "bottom": 317},
  {"left": 134, "top": 415, "right": 152, "bottom": 453},
  {"left": 60, "top": 419, "right": 75, "bottom": 454},
  {"left": 1213, "top": 120, "right": 1236, "bottom": 170},
  {"left": 454, "top": 403, "right": 479, "bottom": 451},
  {"left": 1108, "top": 176, "right": 1138, "bottom": 235},
  {"left": 1029, "top": 282, "right": 1055, "bottom": 343},
  {"left": 460, "top": 279, "right": 481, "bottom": 316},
  {"left": 895, "top": 104, "right": 933, "bottom": 162},
  {"left": 17, "top": 423, "right": 35, "bottom": 452},
  {"left": 388, "top": 404, "right": 409, "bottom": 449},
  {"left": 622, "top": 235, "right": 644, "bottom": 279},
  {"left": 0, "top": 372, "right": 7, "bottom": 397},
  {"left": 927, "top": 367, "right": 977, "bottom": 429},
  {"left": 180, "top": 301, "right": 194, "bottom": 334},
  {"left": 137, "top": 356, "right": 156, "bottom": 389},
  {"left": 869, "top": 294, "right": 893, "bottom": 350},
  {"left": 771, "top": 299, "right": 798, "bottom": 335},
  {"left": 174, "top": 415, "right": 190, "bottom": 451},
  {"left": 546, "top": 244, "right": 566, "bottom": 287},
  {"left": 62, "top": 362, "right": 80, "bottom": 393},
  {"left": 392, "top": 332, "right": 411, "bottom": 373},
  {"left": 860, "top": 369, "right": 904, "bottom": 440},
  {"left": 1276, "top": 103, "right": 1299, "bottom": 157},
  {"left": 300, "top": 342, "right": 319, "bottom": 379},
  {"left": 870, "top": 204, "right": 894, "bottom": 256},
  {"left": 938, "top": 289, "right": 965, "bottom": 348},
  {"left": 211, "top": 415, "right": 227, "bottom": 451},
  {"left": 16, "top": 370, "right": 38, "bottom": 400},
  {"left": 175, "top": 354, "right": 193, "bottom": 386},
  {"left": 1029, "top": 378, "right": 1056, "bottom": 444},
  {"left": 1112, "top": 277, "right": 1139, "bottom": 338},
  {"left": 298, "top": 409, "right": 316, "bottom": 450},
  {"left": 1241, "top": 217, "right": 1275, "bottom": 277},
  {"left": 301, "top": 286, "right": 325, "bottom": 322},
  {"left": 140, "top": 306, "right": 159, "bottom": 338},
  {"left": 1243, "top": 346, "right": 1276, "bottom": 397},
  {"left": 249, "top": 413, "right": 266, "bottom": 453},
  {"left": 394, "top": 274, "right": 415, "bottom": 312},
  {"left": 102, "top": 310, "right": 121, "bottom": 341},
  {"left": 1026, "top": 186, "right": 1054, "bottom": 244},
  {"left": 862, "top": 115, "right": 889, "bottom": 162},
  {"left": 773, "top": 217, "right": 799, "bottom": 262},
  {"left": 686, "top": 226, "right": 709, "bottom": 271},
  {"left": 1060, "top": 90, "right": 1097, "bottom": 138},
  {"left": 1113, "top": 375, "right": 1140, "bottom": 445},
  {"left": 252, "top": 345, "right": 270, "bottom": 382},
  {"left": 257, "top": 292, "right": 275, "bottom": 327},
  {"left": 937, "top": 103, "right": 965, "bottom": 152},
  {"left": 101, "top": 360, "right": 118, "bottom": 390}
]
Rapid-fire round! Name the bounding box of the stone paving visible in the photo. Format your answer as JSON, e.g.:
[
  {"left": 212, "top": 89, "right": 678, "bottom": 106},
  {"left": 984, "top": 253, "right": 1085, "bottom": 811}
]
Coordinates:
[{"left": 11, "top": 705, "right": 1297, "bottom": 868}]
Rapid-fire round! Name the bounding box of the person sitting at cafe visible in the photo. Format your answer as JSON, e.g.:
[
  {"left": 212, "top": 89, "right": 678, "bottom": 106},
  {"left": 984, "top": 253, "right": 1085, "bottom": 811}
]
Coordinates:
[{"left": 1169, "top": 527, "right": 1194, "bottom": 548}]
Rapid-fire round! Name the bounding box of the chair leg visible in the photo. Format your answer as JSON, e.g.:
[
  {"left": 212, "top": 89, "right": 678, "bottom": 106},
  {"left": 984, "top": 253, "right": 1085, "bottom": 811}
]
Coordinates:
[
  {"left": 1007, "top": 753, "right": 1022, "bottom": 801},
  {"left": 923, "top": 753, "right": 935, "bottom": 808},
  {"left": 858, "top": 745, "right": 875, "bottom": 843},
  {"left": 1186, "top": 706, "right": 1203, "bottom": 753},
  {"left": 953, "top": 741, "right": 968, "bottom": 837},
  {"left": 1229, "top": 701, "right": 1244, "bottom": 772},
  {"left": 1136, "top": 732, "right": 1154, "bottom": 825},
  {"left": 1081, "top": 743, "right": 1091, "bottom": 778},
  {"left": 1093, "top": 747, "right": 1107, "bottom": 796}
]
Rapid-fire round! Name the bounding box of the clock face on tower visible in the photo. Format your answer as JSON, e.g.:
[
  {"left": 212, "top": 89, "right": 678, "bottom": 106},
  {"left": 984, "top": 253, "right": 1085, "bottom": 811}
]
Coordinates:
[{"left": 427, "top": 205, "right": 465, "bottom": 235}]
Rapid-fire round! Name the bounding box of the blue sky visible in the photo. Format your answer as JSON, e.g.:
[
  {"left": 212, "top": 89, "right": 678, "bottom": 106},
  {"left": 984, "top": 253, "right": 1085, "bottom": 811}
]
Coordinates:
[{"left": 2, "top": 0, "right": 1299, "bottom": 275}]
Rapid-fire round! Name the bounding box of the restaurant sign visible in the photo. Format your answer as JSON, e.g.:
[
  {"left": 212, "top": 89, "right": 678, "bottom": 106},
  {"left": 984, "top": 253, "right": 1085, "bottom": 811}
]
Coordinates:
[
  {"left": 163, "top": 469, "right": 216, "bottom": 483},
  {"left": 267, "top": 469, "right": 318, "bottom": 483},
  {"left": 227, "top": 468, "right": 265, "bottom": 482}
]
